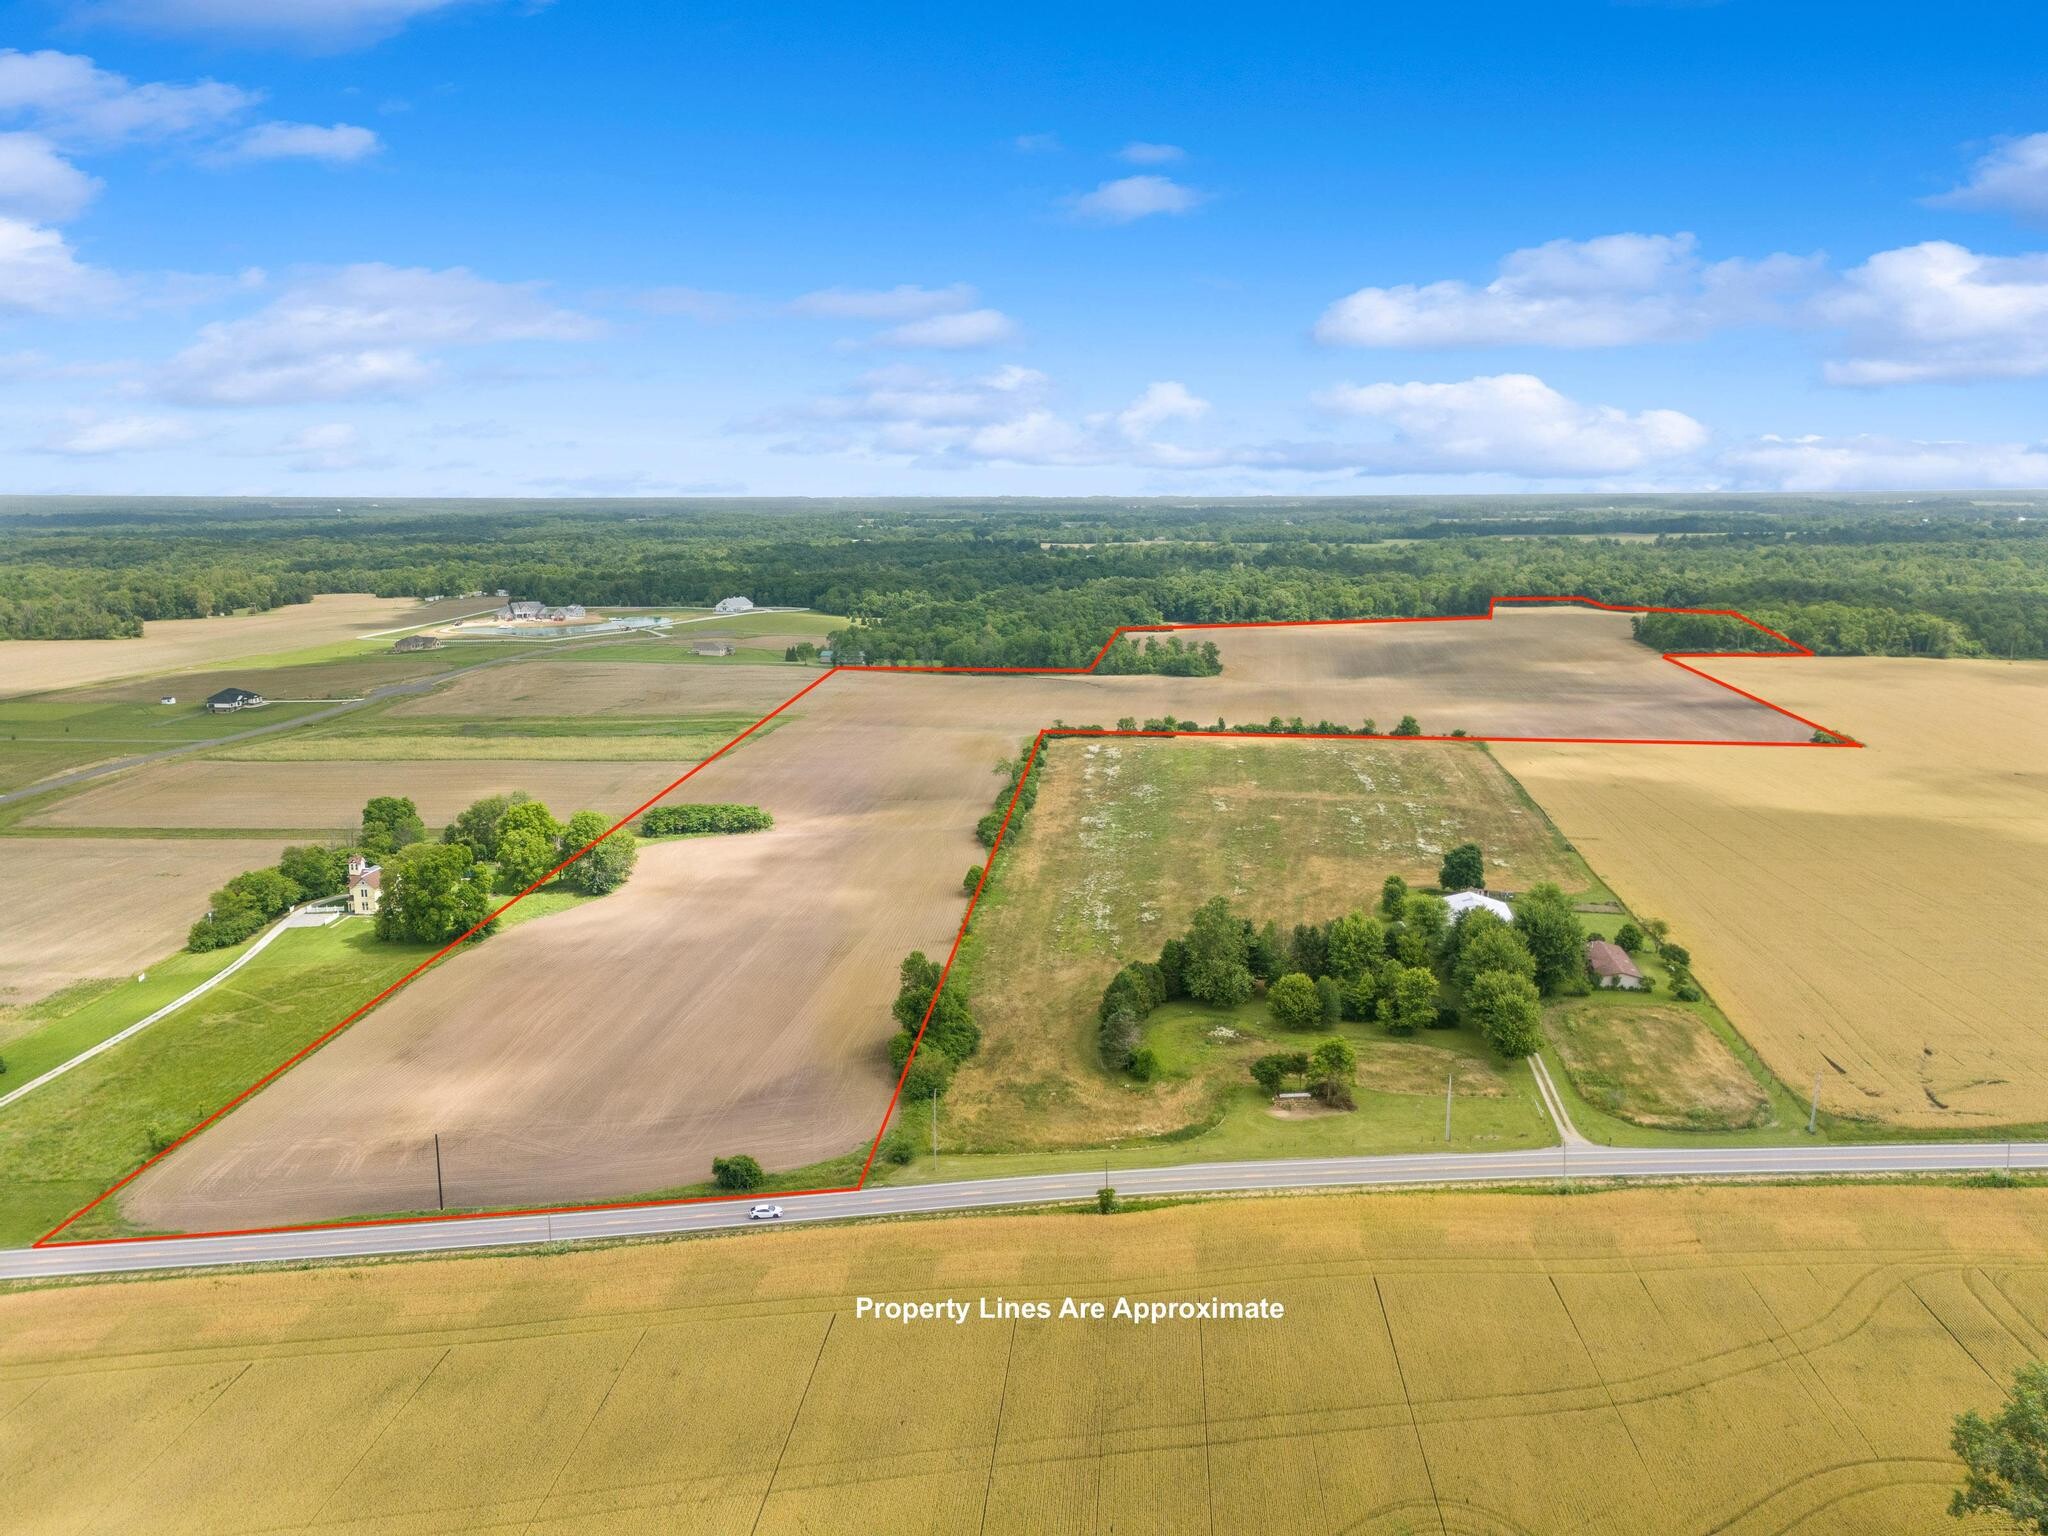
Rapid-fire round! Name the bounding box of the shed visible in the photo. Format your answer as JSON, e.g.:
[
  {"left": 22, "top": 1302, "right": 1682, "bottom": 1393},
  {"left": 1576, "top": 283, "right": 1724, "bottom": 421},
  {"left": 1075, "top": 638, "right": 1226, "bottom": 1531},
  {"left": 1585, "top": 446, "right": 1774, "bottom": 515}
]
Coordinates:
[{"left": 1587, "top": 939, "right": 1646, "bottom": 990}]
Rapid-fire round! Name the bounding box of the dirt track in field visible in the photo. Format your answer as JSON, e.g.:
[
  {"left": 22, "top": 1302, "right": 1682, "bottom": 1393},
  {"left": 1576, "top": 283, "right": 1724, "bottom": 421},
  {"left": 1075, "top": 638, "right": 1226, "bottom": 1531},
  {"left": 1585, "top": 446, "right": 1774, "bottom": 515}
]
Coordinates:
[
  {"left": 0, "top": 838, "right": 295, "bottom": 1004},
  {"left": 123, "top": 608, "right": 1822, "bottom": 1230}
]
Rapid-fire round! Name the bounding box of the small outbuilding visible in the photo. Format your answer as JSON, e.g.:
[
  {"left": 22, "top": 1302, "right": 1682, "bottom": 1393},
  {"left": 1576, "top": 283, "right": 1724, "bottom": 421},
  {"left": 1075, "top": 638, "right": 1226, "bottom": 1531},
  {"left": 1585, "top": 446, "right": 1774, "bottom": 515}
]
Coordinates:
[
  {"left": 206, "top": 687, "right": 266, "bottom": 713},
  {"left": 1587, "top": 939, "right": 1646, "bottom": 990},
  {"left": 692, "top": 640, "right": 737, "bottom": 657},
  {"left": 1445, "top": 890, "right": 1514, "bottom": 924}
]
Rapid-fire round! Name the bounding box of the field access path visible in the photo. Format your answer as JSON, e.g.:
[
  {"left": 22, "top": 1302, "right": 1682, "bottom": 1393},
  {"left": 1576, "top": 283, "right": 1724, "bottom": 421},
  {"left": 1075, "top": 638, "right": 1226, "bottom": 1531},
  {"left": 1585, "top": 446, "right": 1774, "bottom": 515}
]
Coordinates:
[
  {"left": 50, "top": 597, "right": 1863, "bottom": 1248},
  {"left": 7, "top": 1139, "right": 2044, "bottom": 1279}
]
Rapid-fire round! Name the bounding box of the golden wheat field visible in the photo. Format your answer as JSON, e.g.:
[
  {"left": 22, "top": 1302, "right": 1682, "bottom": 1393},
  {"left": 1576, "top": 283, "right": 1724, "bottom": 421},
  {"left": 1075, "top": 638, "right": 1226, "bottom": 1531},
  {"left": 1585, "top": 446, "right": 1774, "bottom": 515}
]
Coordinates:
[
  {"left": 2, "top": 1184, "right": 2042, "bottom": 1534},
  {"left": 1495, "top": 658, "right": 2048, "bottom": 1129}
]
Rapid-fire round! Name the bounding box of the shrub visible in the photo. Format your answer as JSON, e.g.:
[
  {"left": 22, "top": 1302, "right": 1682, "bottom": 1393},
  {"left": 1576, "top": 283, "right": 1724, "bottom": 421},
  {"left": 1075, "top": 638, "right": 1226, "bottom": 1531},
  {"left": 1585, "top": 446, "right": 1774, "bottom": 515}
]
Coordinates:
[
  {"left": 710, "top": 1154, "right": 764, "bottom": 1191},
  {"left": 1613, "top": 921, "right": 1644, "bottom": 953},
  {"left": 1390, "top": 715, "right": 1422, "bottom": 737},
  {"left": 901, "top": 1051, "right": 954, "bottom": 1101},
  {"left": 1268, "top": 973, "right": 1323, "bottom": 1031},
  {"left": 639, "top": 803, "right": 773, "bottom": 836},
  {"left": 962, "top": 864, "right": 983, "bottom": 894},
  {"left": 1097, "top": 1186, "right": 1120, "bottom": 1213},
  {"left": 1310, "top": 1036, "right": 1357, "bottom": 1083},
  {"left": 880, "top": 1128, "right": 915, "bottom": 1166},
  {"left": 1672, "top": 973, "right": 1704, "bottom": 1002},
  {"left": 1312, "top": 1078, "right": 1357, "bottom": 1111},
  {"left": 1127, "top": 1046, "right": 1161, "bottom": 1082},
  {"left": 1660, "top": 941, "right": 1693, "bottom": 970}
]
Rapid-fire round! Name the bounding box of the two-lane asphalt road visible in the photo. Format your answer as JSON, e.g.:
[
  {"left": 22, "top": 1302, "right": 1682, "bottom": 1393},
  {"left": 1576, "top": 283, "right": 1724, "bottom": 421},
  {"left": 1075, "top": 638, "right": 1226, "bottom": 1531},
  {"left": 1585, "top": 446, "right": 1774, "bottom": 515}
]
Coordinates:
[{"left": 6, "top": 1139, "right": 2043, "bottom": 1282}]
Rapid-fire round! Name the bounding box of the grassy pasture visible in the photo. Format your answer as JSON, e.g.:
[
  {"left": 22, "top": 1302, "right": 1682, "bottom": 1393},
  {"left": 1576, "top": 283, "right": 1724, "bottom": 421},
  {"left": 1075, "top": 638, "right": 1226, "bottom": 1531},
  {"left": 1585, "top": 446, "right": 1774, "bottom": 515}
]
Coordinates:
[
  {"left": 942, "top": 736, "right": 1589, "bottom": 1154},
  {"left": 0, "top": 919, "right": 435, "bottom": 1246},
  {"left": 3, "top": 1184, "right": 2043, "bottom": 1534},
  {"left": 1549, "top": 1001, "right": 1771, "bottom": 1129},
  {"left": 210, "top": 709, "right": 790, "bottom": 762}
]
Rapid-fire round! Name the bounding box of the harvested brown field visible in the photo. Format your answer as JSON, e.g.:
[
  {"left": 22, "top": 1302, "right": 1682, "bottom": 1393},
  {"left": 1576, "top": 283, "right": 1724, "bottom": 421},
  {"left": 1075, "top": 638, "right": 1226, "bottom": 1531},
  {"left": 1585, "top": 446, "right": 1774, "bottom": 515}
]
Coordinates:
[
  {"left": 0, "top": 595, "right": 487, "bottom": 698},
  {"left": 0, "top": 838, "right": 292, "bottom": 1005},
  {"left": 4, "top": 1184, "right": 2043, "bottom": 1535},
  {"left": 121, "top": 608, "right": 1823, "bottom": 1230},
  {"left": 1496, "top": 657, "right": 2048, "bottom": 1128},
  {"left": 22, "top": 759, "right": 715, "bottom": 831}
]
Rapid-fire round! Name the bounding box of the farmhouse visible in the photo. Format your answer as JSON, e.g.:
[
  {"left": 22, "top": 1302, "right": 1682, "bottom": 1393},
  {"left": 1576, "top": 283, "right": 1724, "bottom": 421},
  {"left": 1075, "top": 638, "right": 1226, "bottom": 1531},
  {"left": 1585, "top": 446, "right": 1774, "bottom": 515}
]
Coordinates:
[
  {"left": 496, "top": 600, "right": 545, "bottom": 621},
  {"left": 346, "top": 854, "right": 382, "bottom": 916},
  {"left": 205, "top": 687, "right": 266, "bottom": 714},
  {"left": 692, "top": 640, "right": 737, "bottom": 657},
  {"left": 542, "top": 604, "right": 586, "bottom": 621},
  {"left": 713, "top": 595, "right": 755, "bottom": 615},
  {"left": 1445, "top": 890, "right": 1514, "bottom": 923},
  {"left": 1587, "top": 938, "right": 1645, "bottom": 990},
  {"left": 392, "top": 634, "right": 443, "bottom": 653}
]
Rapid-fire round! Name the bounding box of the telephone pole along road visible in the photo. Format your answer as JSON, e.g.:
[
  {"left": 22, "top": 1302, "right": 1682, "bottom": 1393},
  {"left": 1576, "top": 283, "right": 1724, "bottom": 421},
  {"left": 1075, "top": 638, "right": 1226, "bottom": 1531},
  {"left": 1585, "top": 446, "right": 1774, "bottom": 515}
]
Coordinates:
[{"left": 6, "top": 1140, "right": 2043, "bottom": 1282}]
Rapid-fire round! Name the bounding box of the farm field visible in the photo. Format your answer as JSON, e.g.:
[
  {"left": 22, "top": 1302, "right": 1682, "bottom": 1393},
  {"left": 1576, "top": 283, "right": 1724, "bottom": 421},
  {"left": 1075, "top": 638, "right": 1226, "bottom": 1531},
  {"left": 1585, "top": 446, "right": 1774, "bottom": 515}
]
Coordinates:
[
  {"left": 0, "top": 837, "right": 296, "bottom": 1005},
  {"left": 3, "top": 1183, "right": 2043, "bottom": 1534},
  {"left": 941, "top": 735, "right": 1588, "bottom": 1152},
  {"left": 1494, "top": 657, "right": 2048, "bottom": 1130},
  {"left": 0, "top": 594, "right": 488, "bottom": 698},
  {"left": 110, "top": 607, "right": 1829, "bottom": 1232}
]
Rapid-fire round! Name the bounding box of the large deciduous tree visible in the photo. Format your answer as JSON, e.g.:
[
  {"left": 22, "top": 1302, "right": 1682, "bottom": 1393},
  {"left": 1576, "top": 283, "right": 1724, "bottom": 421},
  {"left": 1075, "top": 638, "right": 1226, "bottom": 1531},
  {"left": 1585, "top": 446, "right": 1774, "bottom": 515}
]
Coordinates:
[
  {"left": 1950, "top": 1361, "right": 2048, "bottom": 1532},
  {"left": 1451, "top": 910, "right": 1536, "bottom": 988},
  {"left": 1379, "top": 965, "right": 1438, "bottom": 1037},
  {"left": 1324, "top": 912, "right": 1387, "bottom": 982},
  {"left": 1438, "top": 842, "right": 1485, "bottom": 892},
  {"left": 558, "top": 809, "right": 637, "bottom": 894},
  {"left": 1467, "top": 970, "right": 1544, "bottom": 1058},
  {"left": 1267, "top": 973, "right": 1323, "bottom": 1031},
  {"left": 359, "top": 795, "right": 426, "bottom": 860},
  {"left": 1183, "top": 897, "right": 1254, "bottom": 1007},
  {"left": 1512, "top": 883, "right": 1586, "bottom": 994},
  {"left": 375, "top": 842, "right": 494, "bottom": 945}
]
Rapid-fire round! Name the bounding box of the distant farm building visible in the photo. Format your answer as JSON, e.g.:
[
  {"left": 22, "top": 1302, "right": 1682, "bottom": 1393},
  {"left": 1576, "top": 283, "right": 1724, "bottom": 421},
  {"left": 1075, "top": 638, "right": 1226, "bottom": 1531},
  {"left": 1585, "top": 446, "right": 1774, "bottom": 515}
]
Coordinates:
[
  {"left": 713, "top": 595, "right": 755, "bottom": 615},
  {"left": 205, "top": 687, "right": 266, "bottom": 714},
  {"left": 693, "top": 640, "right": 737, "bottom": 657},
  {"left": 1587, "top": 939, "right": 1646, "bottom": 990},
  {"left": 159, "top": 694, "right": 176, "bottom": 705},
  {"left": 347, "top": 854, "right": 382, "bottom": 916},
  {"left": 542, "top": 604, "right": 586, "bottom": 621},
  {"left": 497, "top": 600, "right": 546, "bottom": 621},
  {"left": 393, "top": 634, "right": 444, "bottom": 653},
  {"left": 1444, "top": 890, "right": 1514, "bottom": 924}
]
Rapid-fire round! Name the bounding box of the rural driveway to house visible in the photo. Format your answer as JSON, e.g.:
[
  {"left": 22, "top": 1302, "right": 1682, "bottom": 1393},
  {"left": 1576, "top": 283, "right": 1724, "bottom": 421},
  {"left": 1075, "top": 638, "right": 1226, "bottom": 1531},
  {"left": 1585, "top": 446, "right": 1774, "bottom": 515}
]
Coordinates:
[{"left": 6, "top": 1139, "right": 2043, "bottom": 1282}]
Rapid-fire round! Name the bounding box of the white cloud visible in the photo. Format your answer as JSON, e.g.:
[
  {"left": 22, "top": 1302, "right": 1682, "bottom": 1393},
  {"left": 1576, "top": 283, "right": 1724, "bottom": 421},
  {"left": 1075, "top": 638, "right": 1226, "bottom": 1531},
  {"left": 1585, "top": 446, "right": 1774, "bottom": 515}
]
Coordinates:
[
  {"left": 0, "top": 133, "right": 100, "bottom": 221},
  {"left": 0, "top": 49, "right": 253, "bottom": 146},
  {"left": 761, "top": 365, "right": 1221, "bottom": 469},
  {"left": 262, "top": 421, "right": 387, "bottom": 471},
  {"left": 1928, "top": 133, "right": 2048, "bottom": 222},
  {"left": 1070, "top": 175, "right": 1206, "bottom": 223},
  {"left": 1721, "top": 432, "right": 2048, "bottom": 491},
  {"left": 870, "top": 308, "right": 1016, "bottom": 349},
  {"left": 1817, "top": 241, "right": 2048, "bottom": 384},
  {"left": 1117, "top": 142, "right": 1184, "bottom": 165},
  {"left": 41, "top": 411, "right": 194, "bottom": 454},
  {"left": 222, "top": 121, "right": 380, "bottom": 164},
  {"left": 0, "top": 214, "right": 122, "bottom": 312},
  {"left": 1316, "top": 373, "right": 1708, "bottom": 476},
  {"left": 1316, "top": 233, "right": 1819, "bottom": 347},
  {"left": 787, "top": 283, "right": 977, "bottom": 320},
  {"left": 157, "top": 263, "right": 599, "bottom": 405},
  {"left": 70, "top": 0, "right": 479, "bottom": 49}
]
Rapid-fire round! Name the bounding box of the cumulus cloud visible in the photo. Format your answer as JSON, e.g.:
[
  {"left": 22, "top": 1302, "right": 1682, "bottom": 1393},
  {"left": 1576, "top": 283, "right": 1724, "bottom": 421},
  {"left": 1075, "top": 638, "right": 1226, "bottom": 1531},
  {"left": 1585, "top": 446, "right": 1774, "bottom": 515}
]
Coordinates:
[
  {"left": 1117, "top": 141, "right": 1184, "bottom": 164},
  {"left": 0, "top": 49, "right": 253, "bottom": 146},
  {"left": 1070, "top": 175, "right": 1206, "bottom": 223},
  {"left": 1817, "top": 241, "right": 2048, "bottom": 384},
  {"left": 1316, "top": 233, "right": 1820, "bottom": 347},
  {"left": 787, "top": 283, "right": 978, "bottom": 320},
  {"left": 1316, "top": 373, "right": 1708, "bottom": 476},
  {"left": 0, "top": 133, "right": 100, "bottom": 221},
  {"left": 156, "top": 263, "right": 599, "bottom": 405},
  {"left": 869, "top": 307, "right": 1016, "bottom": 349},
  {"left": 759, "top": 364, "right": 1221, "bottom": 469},
  {"left": 221, "top": 121, "right": 380, "bottom": 164},
  {"left": 0, "top": 214, "right": 122, "bottom": 312},
  {"left": 70, "top": 0, "right": 479, "bottom": 49},
  {"left": 1928, "top": 133, "right": 2048, "bottom": 222},
  {"left": 41, "top": 411, "right": 194, "bottom": 454},
  {"left": 1720, "top": 432, "right": 2048, "bottom": 492},
  {"left": 261, "top": 421, "right": 388, "bottom": 472}
]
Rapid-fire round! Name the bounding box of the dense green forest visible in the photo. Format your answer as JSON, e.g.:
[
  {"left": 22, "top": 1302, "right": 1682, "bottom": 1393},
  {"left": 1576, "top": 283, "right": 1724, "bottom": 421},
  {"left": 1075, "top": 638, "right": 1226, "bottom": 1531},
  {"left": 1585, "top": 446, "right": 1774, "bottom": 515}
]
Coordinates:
[{"left": 2, "top": 494, "right": 2045, "bottom": 662}]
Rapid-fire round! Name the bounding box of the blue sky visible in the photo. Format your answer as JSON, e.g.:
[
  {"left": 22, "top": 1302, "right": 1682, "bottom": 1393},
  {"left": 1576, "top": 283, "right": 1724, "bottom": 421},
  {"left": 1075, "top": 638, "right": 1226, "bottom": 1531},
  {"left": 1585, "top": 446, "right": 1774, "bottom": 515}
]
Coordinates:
[{"left": 1, "top": 0, "right": 2045, "bottom": 496}]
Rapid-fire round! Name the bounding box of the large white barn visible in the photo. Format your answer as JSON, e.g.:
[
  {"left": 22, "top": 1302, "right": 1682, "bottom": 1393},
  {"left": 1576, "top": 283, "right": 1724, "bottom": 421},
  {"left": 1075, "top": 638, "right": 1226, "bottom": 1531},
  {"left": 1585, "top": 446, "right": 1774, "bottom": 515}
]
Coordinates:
[{"left": 1444, "top": 890, "right": 1514, "bottom": 923}]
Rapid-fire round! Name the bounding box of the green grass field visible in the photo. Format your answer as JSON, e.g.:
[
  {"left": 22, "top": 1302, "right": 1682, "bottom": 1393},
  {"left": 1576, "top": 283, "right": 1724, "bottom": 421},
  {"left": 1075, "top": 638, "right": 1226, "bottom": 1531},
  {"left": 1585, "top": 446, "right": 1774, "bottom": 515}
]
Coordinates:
[
  {"left": 211, "top": 709, "right": 793, "bottom": 762},
  {"left": 0, "top": 696, "right": 339, "bottom": 791},
  {"left": 0, "top": 919, "right": 437, "bottom": 1245},
  {"left": 0, "top": 947, "right": 246, "bottom": 1090}
]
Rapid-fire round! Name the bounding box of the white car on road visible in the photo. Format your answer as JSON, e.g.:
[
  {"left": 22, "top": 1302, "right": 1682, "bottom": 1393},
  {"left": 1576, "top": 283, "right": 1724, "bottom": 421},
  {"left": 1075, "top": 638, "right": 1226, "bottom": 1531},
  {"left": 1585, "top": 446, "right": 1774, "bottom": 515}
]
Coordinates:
[{"left": 748, "top": 1203, "right": 783, "bottom": 1220}]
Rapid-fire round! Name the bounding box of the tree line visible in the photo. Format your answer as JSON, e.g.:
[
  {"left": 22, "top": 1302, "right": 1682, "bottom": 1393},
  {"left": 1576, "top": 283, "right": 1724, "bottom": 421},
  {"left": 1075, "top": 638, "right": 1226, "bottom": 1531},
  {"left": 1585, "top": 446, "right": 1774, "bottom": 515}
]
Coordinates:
[{"left": 7, "top": 497, "right": 2046, "bottom": 659}]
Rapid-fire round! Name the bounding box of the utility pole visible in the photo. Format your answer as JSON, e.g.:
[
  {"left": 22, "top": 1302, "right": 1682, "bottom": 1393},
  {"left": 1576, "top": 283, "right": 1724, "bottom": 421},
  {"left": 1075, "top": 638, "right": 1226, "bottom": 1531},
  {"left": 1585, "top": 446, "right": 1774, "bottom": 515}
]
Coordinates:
[
  {"left": 931, "top": 1085, "right": 939, "bottom": 1170},
  {"left": 433, "top": 1133, "right": 445, "bottom": 1211},
  {"left": 1445, "top": 1073, "right": 1453, "bottom": 1142},
  {"left": 1807, "top": 1073, "right": 1821, "bottom": 1135}
]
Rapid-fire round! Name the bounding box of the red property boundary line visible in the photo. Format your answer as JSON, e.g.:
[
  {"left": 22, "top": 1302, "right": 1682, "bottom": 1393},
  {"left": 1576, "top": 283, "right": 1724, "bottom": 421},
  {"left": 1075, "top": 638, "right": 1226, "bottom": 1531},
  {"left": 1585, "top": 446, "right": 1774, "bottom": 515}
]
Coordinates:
[{"left": 34, "top": 595, "right": 1859, "bottom": 1249}]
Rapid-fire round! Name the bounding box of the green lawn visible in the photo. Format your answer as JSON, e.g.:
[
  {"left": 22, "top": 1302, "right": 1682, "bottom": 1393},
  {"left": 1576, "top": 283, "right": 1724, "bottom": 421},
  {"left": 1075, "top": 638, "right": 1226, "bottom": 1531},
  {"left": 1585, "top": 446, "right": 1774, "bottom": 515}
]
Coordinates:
[
  {"left": 0, "top": 696, "right": 339, "bottom": 791},
  {"left": 0, "top": 946, "right": 247, "bottom": 1090},
  {"left": 0, "top": 919, "right": 437, "bottom": 1246}
]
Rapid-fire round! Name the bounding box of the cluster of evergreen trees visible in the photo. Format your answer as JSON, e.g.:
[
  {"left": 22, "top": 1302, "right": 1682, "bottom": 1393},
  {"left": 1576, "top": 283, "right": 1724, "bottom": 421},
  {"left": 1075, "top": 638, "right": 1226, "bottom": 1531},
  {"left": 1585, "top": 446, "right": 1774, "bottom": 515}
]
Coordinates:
[{"left": 8, "top": 497, "right": 2046, "bottom": 657}]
